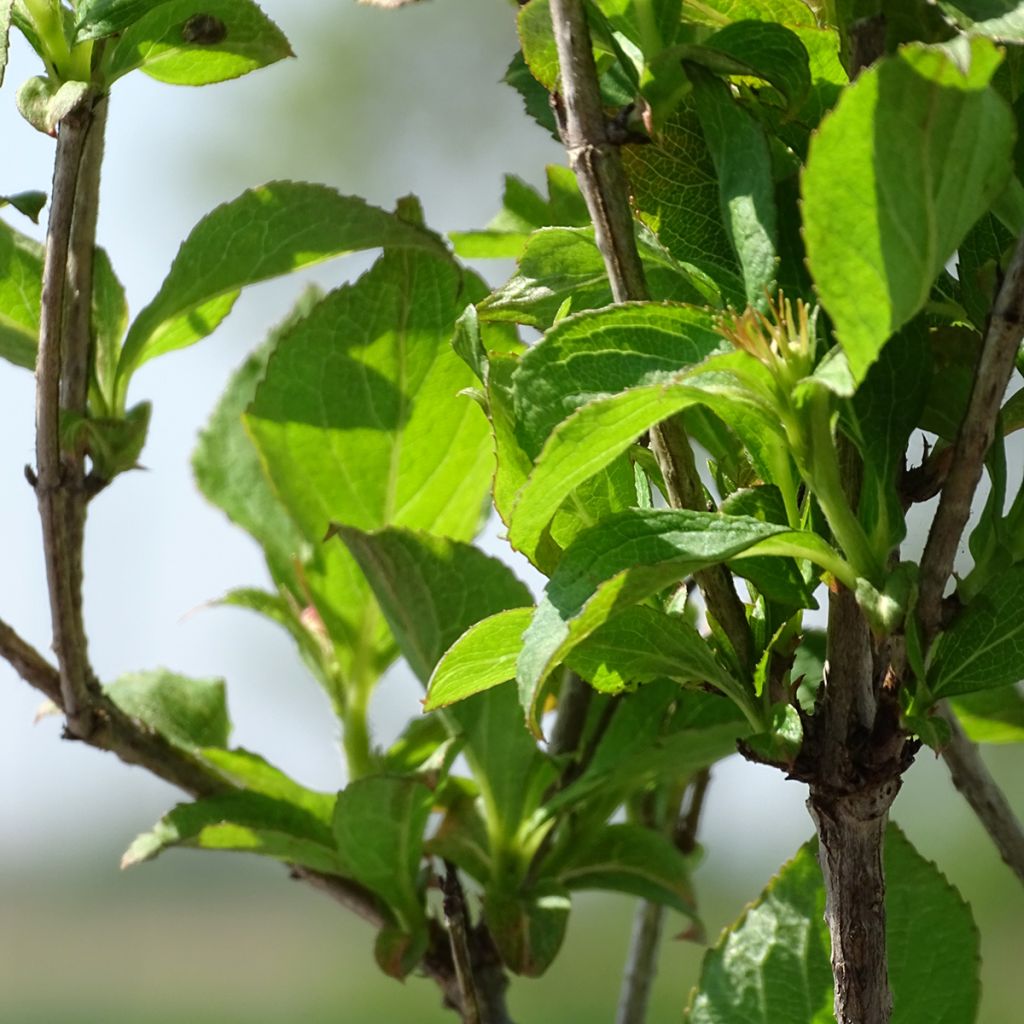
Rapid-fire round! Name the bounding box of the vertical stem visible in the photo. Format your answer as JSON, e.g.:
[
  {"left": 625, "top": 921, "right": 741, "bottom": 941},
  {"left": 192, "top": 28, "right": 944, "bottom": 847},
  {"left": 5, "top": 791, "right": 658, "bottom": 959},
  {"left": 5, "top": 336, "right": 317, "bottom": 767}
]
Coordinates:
[
  {"left": 807, "top": 585, "right": 898, "bottom": 1024},
  {"left": 616, "top": 770, "right": 712, "bottom": 1024},
  {"left": 441, "top": 861, "right": 483, "bottom": 1024},
  {"left": 35, "top": 89, "right": 106, "bottom": 735},
  {"left": 616, "top": 901, "right": 665, "bottom": 1024}
]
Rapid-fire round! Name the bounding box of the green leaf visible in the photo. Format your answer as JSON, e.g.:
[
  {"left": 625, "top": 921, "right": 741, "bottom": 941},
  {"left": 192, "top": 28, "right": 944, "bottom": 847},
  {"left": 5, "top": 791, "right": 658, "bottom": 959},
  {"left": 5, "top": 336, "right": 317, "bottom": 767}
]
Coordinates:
[
  {"left": 245, "top": 251, "right": 491, "bottom": 686},
  {"left": 842, "top": 322, "right": 930, "bottom": 552},
  {"left": 937, "top": 1, "right": 1024, "bottom": 40},
  {"left": 105, "top": 669, "right": 231, "bottom": 751},
  {"left": 425, "top": 607, "right": 533, "bottom": 711},
  {"left": 547, "top": 823, "right": 695, "bottom": 914},
  {"left": 685, "top": 20, "right": 811, "bottom": 111},
  {"left": 0, "top": 217, "right": 43, "bottom": 370},
  {"left": 104, "top": 0, "right": 293, "bottom": 85},
  {"left": 689, "top": 67, "right": 777, "bottom": 307},
  {"left": 17, "top": 77, "right": 90, "bottom": 136},
  {"left": 91, "top": 247, "right": 129, "bottom": 412},
  {"left": 564, "top": 604, "right": 740, "bottom": 696},
  {"left": 117, "top": 183, "right": 446, "bottom": 390},
  {"left": 0, "top": 0, "right": 12, "bottom": 88},
  {"left": 929, "top": 565, "right": 1024, "bottom": 698},
  {"left": 685, "top": 836, "right": 834, "bottom": 1024},
  {"left": 477, "top": 226, "right": 714, "bottom": 330},
  {"left": 517, "top": 508, "right": 833, "bottom": 730},
  {"left": 594, "top": 0, "right": 681, "bottom": 55},
  {"left": 333, "top": 776, "right": 433, "bottom": 930},
  {"left": 193, "top": 292, "right": 313, "bottom": 590},
  {"left": 511, "top": 302, "right": 726, "bottom": 458},
  {"left": 0, "top": 189, "right": 46, "bottom": 222},
  {"left": 507, "top": 377, "right": 786, "bottom": 561},
  {"left": 331, "top": 527, "right": 533, "bottom": 684},
  {"left": 682, "top": 0, "right": 817, "bottom": 26},
  {"left": 121, "top": 791, "right": 341, "bottom": 874},
  {"left": 743, "top": 702, "right": 803, "bottom": 767},
  {"left": 75, "top": 0, "right": 172, "bottom": 38},
  {"left": 687, "top": 825, "right": 979, "bottom": 1024},
  {"left": 199, "top": 747, "right": 336, "bottom": 824},
  {"left": 247, "top": 251, "right": 490, "bottom": 544},
  {"left": 503, "top": 50, "right": 560, "bottom": 141},
  {"left": 624, "top": 108, "right": 745, "bottom": 304},
  {"left": 427, "top": 788, "right": 492, "bottom": 883},
  {"left": 483, "top": 879, "right": 571, "bottom": 978},
  {"left": 802, "top": 38, "right": 1014, "bottom": 381},
  {"left": 549, "top": 720, "right": 744, "bottom": 816},
  {"left": 950, "top": 686, "right": 1024, "bottom": 743},
  {"left": 885, "top": 825, "right": 980, "bottom": 1024}
]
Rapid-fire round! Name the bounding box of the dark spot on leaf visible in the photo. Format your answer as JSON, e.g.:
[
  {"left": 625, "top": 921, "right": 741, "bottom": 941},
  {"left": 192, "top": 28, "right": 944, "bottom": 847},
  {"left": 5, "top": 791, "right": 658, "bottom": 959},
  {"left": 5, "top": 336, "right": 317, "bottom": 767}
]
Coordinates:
[{"left": 181, "top": 14, "right": 228, "bottom": 45}]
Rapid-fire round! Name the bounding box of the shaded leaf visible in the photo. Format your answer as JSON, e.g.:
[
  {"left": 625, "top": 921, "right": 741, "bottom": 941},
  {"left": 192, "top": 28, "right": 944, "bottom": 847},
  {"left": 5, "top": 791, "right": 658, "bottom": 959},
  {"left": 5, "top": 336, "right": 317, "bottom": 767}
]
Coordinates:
[
  {"left": 333, "top": 776, "right": 433, "bottom": 930},
  {"left": 937, "top": 1, "right": 1024, "bottom": 40},
  {"left": 624, "top": 108, "right": 746, "bottom": 304},
  {"left": 690, "top": 67, "right": 777, "bottom": 307},
  {"left": 547, "top": 823, "right": 695, "bottom": 914},
  {"left": 484, "top": 879, "right": 571, "bottom": 977},
  {"left": 929, "top": 565, "right": 1024, "bottom": 698},
  {"left": 333, "top": 527, "right": 533, "bottom": 684},
  {"left": 0, "top": 189, "right": 45, "bottom": 222}
]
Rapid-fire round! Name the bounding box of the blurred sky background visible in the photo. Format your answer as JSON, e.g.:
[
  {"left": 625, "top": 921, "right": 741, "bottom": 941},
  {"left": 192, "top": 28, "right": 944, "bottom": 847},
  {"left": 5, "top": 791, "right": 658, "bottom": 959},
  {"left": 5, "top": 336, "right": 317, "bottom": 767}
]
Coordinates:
[{"left": 1, "top": 2, "right": 1022, "bottom": 1021}]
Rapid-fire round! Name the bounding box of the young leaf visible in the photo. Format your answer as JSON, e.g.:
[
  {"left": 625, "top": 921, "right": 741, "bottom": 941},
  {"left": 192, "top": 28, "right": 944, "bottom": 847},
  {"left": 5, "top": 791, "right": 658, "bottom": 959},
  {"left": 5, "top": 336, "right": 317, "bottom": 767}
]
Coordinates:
[
  {"left": 682, "top": 0, "right": 817, "bottom": 28},
  {"left": 929, "top": 564, "right": 1024, "bottom": 699},
  {"left": 477, "top": 226, "right": 712, "bottom": 330},
  {"left": 105, "top": 0, "right": 293, "bottom": 86},
  {"left": 425, "top": 607, "right": 534, "bottom": 711},
  {"left": 105, "top": 669, "right": 231, "bottom": 751},
  {"left": 546, "top": 823, "right": 696, "bottom": 914},
  {"left": 511, "top": 302, "right": 726, "bottom": 458},
  {"left": 331, "top": 527, "right": 533, "bottom": 684},
  {"left": 333, "top": 776, "right": 433, "bottom": 930},
  {"left": 0, "top": 217, "right": 43, "bottom": 370},
  {"left": 689, "top": 67, "right": 778, "bottom": 307},
  {"left": 122, "top": 791, "right": 341, "bottom": 874},
  {"left": 116, "top": 183, "right": 447, "bottom": 390},
  {"left": 803, "top": 38, "right": 1014, "bottom": 381}
]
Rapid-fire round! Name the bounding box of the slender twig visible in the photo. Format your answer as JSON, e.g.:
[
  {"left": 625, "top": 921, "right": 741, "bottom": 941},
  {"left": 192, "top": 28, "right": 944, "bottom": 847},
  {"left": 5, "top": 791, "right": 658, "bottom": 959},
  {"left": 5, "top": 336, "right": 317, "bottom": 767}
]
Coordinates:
[
  {"left": 616, "top": 770, "right": 712, "bottom": 1024},
  {"left": 441, "top": 861, "right": 483, "bottom": 1024},
  {"left": 616, "top": 901, "right": 665, "bottom": 1024},
  {"left": 937, "top": 705, "right": 1024, "bottom": 884},
  {"left": 35, "top": 89, "right": 101, "bottom": 733},
  {"left": 918, "top": 231, "right": 1024, "bottom": 642},
  {"left": 0, "top": 617, "right": 62, "bottom": 704}
]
